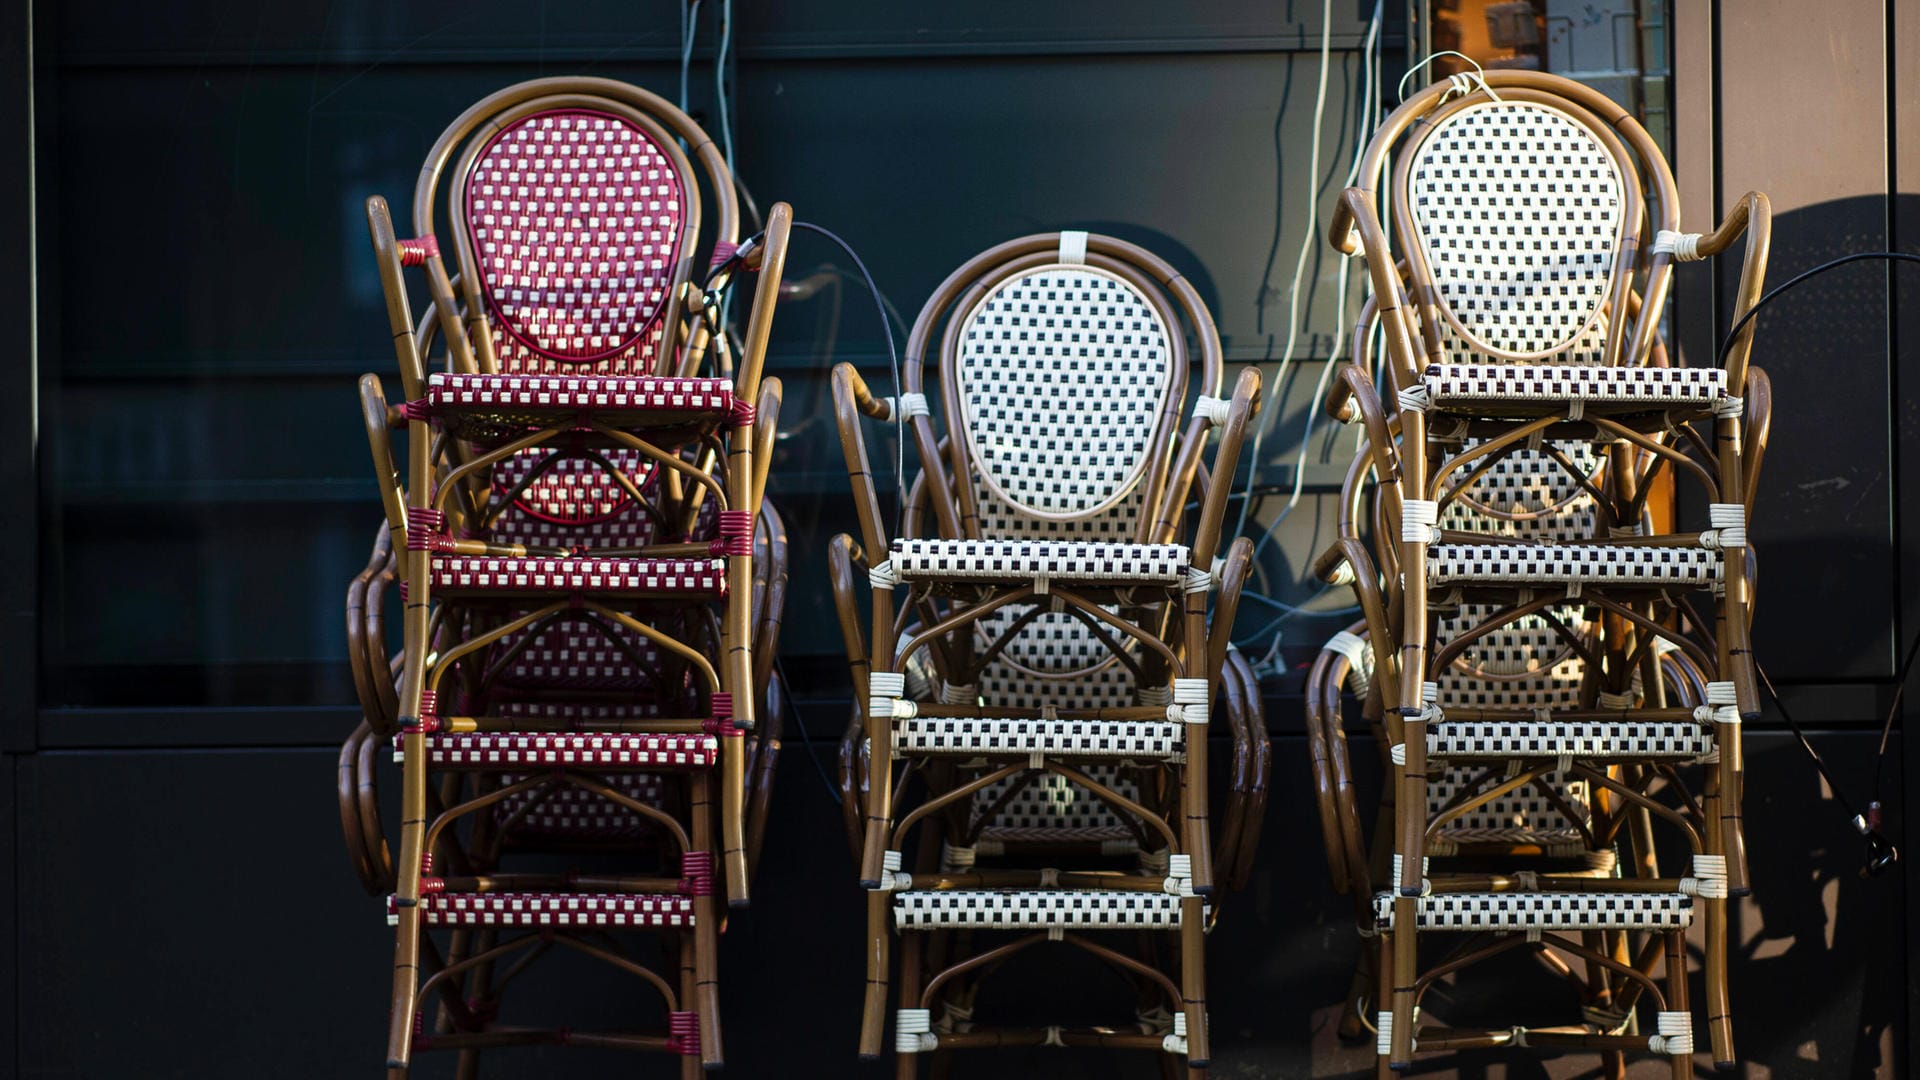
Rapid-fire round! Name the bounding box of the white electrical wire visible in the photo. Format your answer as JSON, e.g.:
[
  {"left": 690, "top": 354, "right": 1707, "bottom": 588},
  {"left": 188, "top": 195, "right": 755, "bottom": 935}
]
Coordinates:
[
  {"left": 678, "top": 0, "right": 702, "bottom": 119},
  {"left": 1229, "top": 0, "right": 1383, "bottom": 674},
  {"left": 715, "top": 0, "right": 737, "bottom": 171}
]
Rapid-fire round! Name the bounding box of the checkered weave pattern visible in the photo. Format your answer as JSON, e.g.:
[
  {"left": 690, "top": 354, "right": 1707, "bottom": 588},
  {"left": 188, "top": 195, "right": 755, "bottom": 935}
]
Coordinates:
[
  {"left": 1426, "top": 721, "right": 1716, "bottom": 762},
  {"left": 399, "top": 892, "right": 697, "bottom": 928},
  {"left": 1427, "top": 544, "right": 1722, "bottom": 588},
  {"left": 894, "top": 889, "right": 1186, "bottom": 931},
  {"left": 466, "top": 109, "right": 685, "bottom": 376},
  {"left": 889, "top": 539, "right": 1190, "bottom": 587},
  {"left": 1409, "top": 101, "right": 1624, "bottom": 358},
  {"left": 972, "top": 767, "right": 1144, "bottom": 845},
  {"left": 893, "top": 716, "right": 1184, "bottom": 760},
  {"left": 1373, "top": 891, "right": 1694, "bottom": 931},
  {"left": 430, "top": 555, "right": 726, "bottom": 596},
  {"left": 955, "top": 267, "right": 1175, "bottom": 519},
  {"left": 495, "top": 772, "right": 671, "bottom": 841},
  {"left": 398, "top": 731, "right": 719, "bottom": 769},
  {"left": 1421, "top": 363, "right": 1727, "bottom": 410}
]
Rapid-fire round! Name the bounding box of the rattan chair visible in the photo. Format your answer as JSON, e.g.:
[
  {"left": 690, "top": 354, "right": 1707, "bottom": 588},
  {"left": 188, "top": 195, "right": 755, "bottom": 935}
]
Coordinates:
[
  {"left": 828, "top": 231, "right": 1263, "bottom": 1075},
  {"left": 1310, "top": 70, "right": 1771, "bottom": 1074},
  {"left": 358, "top": 76, "right": 791, "bottom": 1075}
]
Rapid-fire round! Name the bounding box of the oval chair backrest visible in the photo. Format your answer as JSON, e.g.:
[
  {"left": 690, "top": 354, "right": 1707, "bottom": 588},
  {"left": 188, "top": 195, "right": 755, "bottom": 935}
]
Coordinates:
[
  {"left": 951, "top": 251, "right": 1182, "bottom": 540},
  {"left": 412, "top": 77, "right": 736, "bottom": 381},
  {"left": 461, "top": 108, "right": 688, "bottom": 377},
  {"left": 1398, "top": 93, "right": 1635, "bottom": 364}
]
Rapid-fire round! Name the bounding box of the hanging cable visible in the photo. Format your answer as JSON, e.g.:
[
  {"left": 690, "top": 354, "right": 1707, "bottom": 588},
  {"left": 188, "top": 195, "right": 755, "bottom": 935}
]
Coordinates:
[
  {"left": 1710, "top": 248, "right": 1920, "bottom": 876},
  {"left": 788, "top": 222, "right": 907, "bottom": 533}
]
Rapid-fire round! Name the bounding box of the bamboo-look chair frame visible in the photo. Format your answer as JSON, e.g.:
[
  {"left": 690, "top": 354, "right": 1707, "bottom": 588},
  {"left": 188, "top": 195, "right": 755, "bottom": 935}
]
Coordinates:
[
  {"left": 337, "top": 492, "right": 792, "bottom": 896},
  {"left": 829, "top": 232, "right": 1263, "bottom": 1075},
  {"left": 361, "top": 79, "right": 792, "bottom": 1076},
  {"left": 1319, "top": 70, "right": 1771, "bottom": 1073}
]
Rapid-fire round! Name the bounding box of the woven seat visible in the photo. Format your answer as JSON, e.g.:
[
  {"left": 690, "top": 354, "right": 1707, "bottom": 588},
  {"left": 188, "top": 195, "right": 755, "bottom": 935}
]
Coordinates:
[
  {"left": 894, "top": 889, "right": 1187, "bottom": 931},
  {"left": 1428, "top": 543, "right": 1722, "bottom": 589},
  {"left": 395, "top": 891, "right": 698, "bottom": 929},
  {"left": 892, "top": 716, "right": 1184, "bottom": 761},
  {"left": 889, "top": 539, "right": 1191, "bottom": 588},
  {"left": 396, "top": 731, "right": 719, "bottom": 770},
  {"left": 1372, "top": 890, "right": 1694, "bottom": 932},
  {"left": 1420, "top": 362, "right": 1728, "bottom": 415},
  {"left": 429, "top": 555, "right": 726, "bottom": 597},
  {"left": 1426, "top": 720, "right": 1714, "bottom": 762},
  {"left": 423, "top": 372, "right": 737, "bottom": 441},
  {"left": 497, "top": 773, "right": 671, "bottom": 839}
]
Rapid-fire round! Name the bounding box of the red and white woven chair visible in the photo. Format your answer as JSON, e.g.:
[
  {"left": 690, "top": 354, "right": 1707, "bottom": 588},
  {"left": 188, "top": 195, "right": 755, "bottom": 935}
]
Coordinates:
[
  {"left": 358, "top": 76, "right": 792, "bottom": 1076},
  {"left": 1313, "top": 70, "right": 1772, "bottom": 1075},
  {"left": 828, "top": 231, "right": 1263, "bottom": 1076}
]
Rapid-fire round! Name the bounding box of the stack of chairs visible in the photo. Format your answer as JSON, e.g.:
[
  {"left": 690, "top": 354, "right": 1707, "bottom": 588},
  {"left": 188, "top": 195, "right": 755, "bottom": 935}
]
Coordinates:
[
  {"left": 828, "top": 231, "right": 1270, "bottom": 1077},
  {"left": 338, "top": 76, "right": 793, "bottom": 1077},
  {"left": 1303, "top": 71, "right": 1773, "bottom": 1075}
]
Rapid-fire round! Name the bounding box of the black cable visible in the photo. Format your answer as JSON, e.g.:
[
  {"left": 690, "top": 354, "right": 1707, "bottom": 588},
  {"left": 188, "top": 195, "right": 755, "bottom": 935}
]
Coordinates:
[
  {"left": 1715, "top": 248, "right": 1920, "bottom": 876},
  {"left": 776, "top": 656, "right": 843, "bottom": 805},
  {"left": 789, "top": 221, "right": 908, "bottom": 534}
]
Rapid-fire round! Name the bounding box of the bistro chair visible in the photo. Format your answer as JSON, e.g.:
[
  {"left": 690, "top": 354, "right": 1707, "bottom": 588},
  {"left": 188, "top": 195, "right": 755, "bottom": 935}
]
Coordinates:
[
  {"left": 828, "top": 230, "right": 1263, "bottom": 1076},
  {"left": 357, "top": 76, "right": 791, "bottom": 1074},
  {"left": 1310, "top": 70, "right": 1771, "bottom": 1074}
]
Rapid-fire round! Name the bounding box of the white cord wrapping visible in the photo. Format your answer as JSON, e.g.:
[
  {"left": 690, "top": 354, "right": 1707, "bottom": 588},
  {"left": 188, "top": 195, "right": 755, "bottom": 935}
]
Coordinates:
[
  {"left": 1172, "top": 677, "right": 1210, "bottom": 726},
  {"left": 1681, "top": 854, "right": 1729, "bottom": 899},
  {"left": 1163, "top": 1011, "right": 1190, "bottom": 1054},
  {"left": 869, "top": 672, "right": 906, "bottom": 720},
  {"left": 941, "top": 842, "right": 976, "bottom": 871},
  {"left": 1649, "top": 1012, "right": 1694, "bottom": 1056},
  {"left": 1138, "top": 685, "right": 1173, "bottom": 707},
  {"left": 1653, "top": 230, "right": 1705, "bottom": 262},
  {"left": 869, "top": 560, "right": 898, "bottom": 591},
  {"left": 1707, "top": 503, "right": 1748, "bottom": 548},
  {"left": 1397, "top": 385, "right": 1431, "bottom": 414},
  {"left": 1164, "top": 853, "right": 1195, "bottom": 896},
  {"left": 941, "top": 682, "right": 978, "bottom": 706},
  {"left": 875, "top": 849, "right": 912, "bottom": 892},
  {"left": 1376, "top": 1011, "right": 1394, "bottom": 1055},
  {"left": 1184, "top": 566, "right": 1215, "bottom": 594},
  {"left": 1713, "top": 395, "right": 1745, "bottom": 418},
  {"left": 897, "top": 1008, "right": 936, "bottom": 1054},
  {"left": 1596, "top": 689, "right": 1636, "bottom": 709},
  {"left": 1193, "top": 395, "right": 1232, "bottom": 426},
  {"left": 1401, "top": 499, "right": 1441, "bottom": 543},
  {"left": 1391, "top": 854, "right": 1431, "bottom": 895},
  {"left": 1326, "top": 630, "right": 1372, "bottom": 697},
  {"left": 883, "top": 392, "right": 930, "bottom": 420},
  {"left": 1694, "top": 680, "right": 1742, "bottom": 728},
  {"left": 1057, "top": 230, "right": 1089, "bottom": 265}
]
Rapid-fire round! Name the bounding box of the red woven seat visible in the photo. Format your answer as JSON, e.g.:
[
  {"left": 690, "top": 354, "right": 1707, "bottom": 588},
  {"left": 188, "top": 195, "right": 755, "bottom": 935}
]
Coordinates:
[
  {"left": 398, "top": 731, "right": 719, "bottom": 770},
  {"left": 428, "top": 555, "right": 726, "bottom": 597},
  {"left": 422, "top": 373, "right": 738, "bottom": 441},
  {"left": 392, "top": 891, "right": 697, "bottom": 929}
]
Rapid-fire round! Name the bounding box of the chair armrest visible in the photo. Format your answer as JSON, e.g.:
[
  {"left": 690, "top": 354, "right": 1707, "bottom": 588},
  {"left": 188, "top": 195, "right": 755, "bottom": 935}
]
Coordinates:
[
  {"left": 1187, "top": 367, "right": 1263, "bottom": 570},
  {"left": 831, "top": 363, "right": 903, "bottom": 563}
]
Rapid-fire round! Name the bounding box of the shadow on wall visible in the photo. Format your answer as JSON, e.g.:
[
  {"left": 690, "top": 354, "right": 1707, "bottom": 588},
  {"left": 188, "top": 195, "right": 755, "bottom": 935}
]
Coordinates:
[{"left": 1729, "top": 193, "right": 1920, "bottom": 683}]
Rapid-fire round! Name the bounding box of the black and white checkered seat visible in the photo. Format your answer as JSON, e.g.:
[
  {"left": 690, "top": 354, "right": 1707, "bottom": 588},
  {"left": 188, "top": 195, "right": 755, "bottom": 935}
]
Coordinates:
[
  {"left": 1427, "top": 543, "right": 1722, "bottom": 589},
  {"left": 393, "top": 891, "right": 697, "bottom": 929},
  {"left": 894, "top": 889, "right": 1186, "bottom": 931},
  {"left": 890, "top": 539, "right": 1190, "bottom": 588},
  {"left": 1420, "top": 363, "right": 1728, "bottom": 415},
  {"left": 893, "top": 716, "right": 1183, "bottom": 761},
  {"left": 1372, "top": 890, "right": 1693, "bottom": 932},
  {"left": 1426, "top": 720, "right": 1714, "bottom": 762}
]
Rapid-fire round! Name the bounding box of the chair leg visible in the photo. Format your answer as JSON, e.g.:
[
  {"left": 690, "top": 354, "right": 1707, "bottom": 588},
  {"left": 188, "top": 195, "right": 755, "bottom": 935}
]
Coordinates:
[
  {"left": 386, "top": 729, "right": 430, "bottom": 1073},
  {"left": 1179, "top": 898, "right": 1209, "bottom": 1069},
  {"left": 859, "top": 889, "right": 892, "bottom": 1060},
  {"left": 691, "top": 771, "right": 725, "bottom": 1070},
  {"left": 895, "top": 931, "right": 922, "bottom": 1080},
  {"left": 1665, "top": 929, "right": 1693, "bottom": 1080},
  {"left": 1382, "top": 926, "right": 1397, "bottom": 1076},
  {"left": 1706, "top": 894, "right": 1735, "bottom": 1067},
  {"left": 680, "top": 933, "right": 701, "bottom": 1080}
]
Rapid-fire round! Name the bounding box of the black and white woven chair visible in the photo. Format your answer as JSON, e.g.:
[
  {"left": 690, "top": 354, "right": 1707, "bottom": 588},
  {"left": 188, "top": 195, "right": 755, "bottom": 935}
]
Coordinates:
[
  {"left": 827, "top": 231, "right": 1263, "bottom": 1076},
  {"left": 1315, "top": 70, "right": 1772, "bottom": 1074}
]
